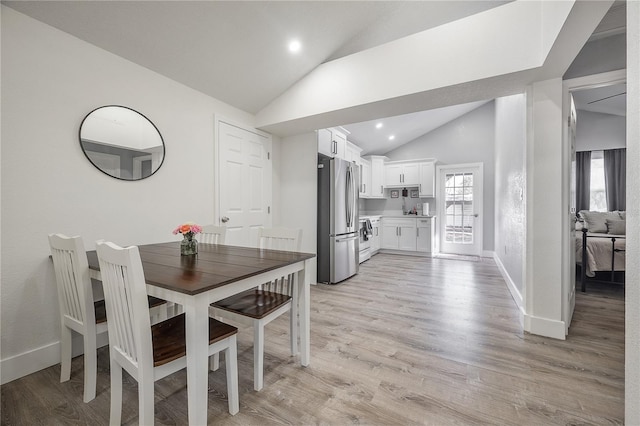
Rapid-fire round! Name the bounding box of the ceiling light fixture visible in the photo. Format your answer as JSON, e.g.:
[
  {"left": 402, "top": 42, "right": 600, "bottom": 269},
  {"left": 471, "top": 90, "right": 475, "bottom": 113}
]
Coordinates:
[
  {"left": 288, "top": 40, "right": 302, "bottom": 53},
  {"left": 389, "top": 135, "right": 395, "bottom": 141},
  {"left": 375, "top": 122, "right": 383, "bottom": 129}
]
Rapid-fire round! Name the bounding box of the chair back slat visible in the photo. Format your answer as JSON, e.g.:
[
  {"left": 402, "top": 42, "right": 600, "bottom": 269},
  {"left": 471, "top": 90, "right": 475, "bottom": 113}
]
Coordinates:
[
  {"left": 257, "top": 228, "right": 302, "bottom": 295},
  {"left": 97, "top": 242, "right": 153, "bottom": 369},
  {"left": 48, "top": 234, "right": 95, "bottom": 327},
  {"left": 200, "top": 225, "right": 227, "bottom": 244},
  {"left": 258, "top": 228, "right": 302, "bottom": 252}
]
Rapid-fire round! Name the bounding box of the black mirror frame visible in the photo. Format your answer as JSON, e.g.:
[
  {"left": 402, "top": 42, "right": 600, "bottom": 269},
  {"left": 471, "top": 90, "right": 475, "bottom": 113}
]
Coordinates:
[{"left": 79, "top": 105, "right": 166, "bottom": 181}]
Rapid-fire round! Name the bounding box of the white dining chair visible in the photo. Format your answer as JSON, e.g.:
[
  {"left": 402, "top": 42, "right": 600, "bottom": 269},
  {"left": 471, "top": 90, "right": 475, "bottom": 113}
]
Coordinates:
[
  {"left": 96, "top": 241, "right": 239, "bottom": 424},
  {"left": 209, "top": 227, "right": 302, "bottom": 391},
  {"left": 200, "top": 224, "right": 227, "bottom": 244},
  {"left": 48, "top": 234, "right": 169, "bottom": 403}
]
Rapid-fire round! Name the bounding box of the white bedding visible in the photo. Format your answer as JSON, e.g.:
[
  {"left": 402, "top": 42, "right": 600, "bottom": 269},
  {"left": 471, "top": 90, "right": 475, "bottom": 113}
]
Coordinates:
[{"left": 575, "top": 232, "right": 626, "bottom": 277}]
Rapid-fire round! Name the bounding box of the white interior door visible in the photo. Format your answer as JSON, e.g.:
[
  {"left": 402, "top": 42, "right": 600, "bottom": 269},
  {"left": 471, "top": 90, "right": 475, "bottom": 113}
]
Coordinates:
[
  {"left": 218, "top": 121, "right": 271, "bottom": 247},
  {"left": 438, "top": 164, "right": 483, "bottom": 256},
  {"left": 565, "top": 93, "right": 578, "bottom": 330}
]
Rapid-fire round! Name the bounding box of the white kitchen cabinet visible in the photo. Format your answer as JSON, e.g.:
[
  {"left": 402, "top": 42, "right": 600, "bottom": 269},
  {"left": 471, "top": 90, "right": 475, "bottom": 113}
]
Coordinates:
[
  {"left": 359, "top": 159, "right": 371, "bottom": 196},
  {"left": 384, "top": 162, "right": 419, "bottom": 187},
  {"left": 369, "top": 156, "right": 386, "bottom": 198},
  {"left": 370, "top": 217, "right": 381, "bottom": 254},
  {"left": 381, "top": 218, "right": 417, "bottom": 251},
  {"left": 416, "top": 217, "right": 434, "bottom": 253},
  {"left": 345, "top": 141, "right": 362, "bottom": 165},
  {"left": 317, "top": 128, "right": 333, "bottom": 158},
  {"left": 317, "top": 128, "right": 346, "bottom": 159},
  {"left": 418, "top": 161, "right": 435, "bottom": 197},
  {"left": 332, "top": 130, "right": 346, "bottom": 159}
]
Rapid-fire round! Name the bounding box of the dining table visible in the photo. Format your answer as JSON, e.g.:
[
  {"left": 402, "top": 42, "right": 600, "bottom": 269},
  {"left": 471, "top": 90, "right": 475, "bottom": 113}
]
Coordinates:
[{"left": 86, "top": 241, "right": 315, "bottom": 425}]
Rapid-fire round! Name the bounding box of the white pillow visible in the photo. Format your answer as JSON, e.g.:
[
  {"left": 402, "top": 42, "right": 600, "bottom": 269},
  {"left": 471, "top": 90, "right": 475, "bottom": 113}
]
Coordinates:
[
  {"left": 606, "top": 219, "right": 626, "bottom": 235},
  {"left": 580, "top": 211, "right": 608, "bottom": 233}
]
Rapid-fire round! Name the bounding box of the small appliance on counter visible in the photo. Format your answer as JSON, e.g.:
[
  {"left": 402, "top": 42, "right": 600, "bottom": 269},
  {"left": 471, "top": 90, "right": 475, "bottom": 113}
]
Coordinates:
[{"left": 422, "top": 202, "right": 430, "bottom": 215}]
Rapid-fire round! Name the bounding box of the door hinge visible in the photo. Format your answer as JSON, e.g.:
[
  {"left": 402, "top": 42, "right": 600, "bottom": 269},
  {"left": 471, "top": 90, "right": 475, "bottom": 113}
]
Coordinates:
[
  {"left": 268, "top": 206, "right": 271, "bottom": 214},
  {"left": 267, "top": 152, "right": 270, "bottom": 160}
]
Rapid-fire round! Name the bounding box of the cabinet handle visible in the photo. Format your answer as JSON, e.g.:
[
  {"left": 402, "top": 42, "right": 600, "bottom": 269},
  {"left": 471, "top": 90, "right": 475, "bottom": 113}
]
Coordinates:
[
  {"left": 417, "top": 228, "right": 419, "bottom": 237},
  {"left": 399, "top": 227, "right": 401, "bottom": 236}
]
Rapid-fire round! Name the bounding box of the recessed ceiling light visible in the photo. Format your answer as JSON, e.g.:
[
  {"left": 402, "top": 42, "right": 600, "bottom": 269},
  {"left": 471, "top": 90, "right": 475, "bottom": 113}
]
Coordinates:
[
  {"left": 389, "top": 135, "right": 395, "bottom": 140},
  {"left": 288, "top": 40, "right": 302, "bottom": 53},
  {"left": 375, "top": 122, "right": 383, "bottom": 129}
]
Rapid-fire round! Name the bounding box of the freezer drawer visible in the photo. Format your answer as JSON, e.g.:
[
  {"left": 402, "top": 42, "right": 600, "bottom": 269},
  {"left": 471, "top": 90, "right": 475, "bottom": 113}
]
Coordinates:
[{"left": 331, "top": 234, "right": 359, "bottom": 283}]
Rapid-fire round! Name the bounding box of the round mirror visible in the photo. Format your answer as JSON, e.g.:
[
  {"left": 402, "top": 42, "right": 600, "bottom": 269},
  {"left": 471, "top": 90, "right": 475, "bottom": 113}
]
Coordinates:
[{"left": 79, "top": 105, "right": 165, "bottom": 180}]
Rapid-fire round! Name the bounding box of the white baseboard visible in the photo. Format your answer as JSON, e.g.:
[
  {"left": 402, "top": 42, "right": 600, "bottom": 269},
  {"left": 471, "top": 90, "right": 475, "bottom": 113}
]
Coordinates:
[
  {"left": 379, "top": 249, "right": 432, "bottom": 257},
  {"left": 493, "top": 253, "right": 523, "bottom": 308},
  {"left": 524, "top": 314, "right": 566, "bottom": 340},
  {"left": 493, "top": 253, "right": 525, "bottom": 328},
  {"left": 1, "top": 341, "right": 60, "bottom": 385},
  {"left": 1, "top": 333, "right": 109, "bottom": 385}
]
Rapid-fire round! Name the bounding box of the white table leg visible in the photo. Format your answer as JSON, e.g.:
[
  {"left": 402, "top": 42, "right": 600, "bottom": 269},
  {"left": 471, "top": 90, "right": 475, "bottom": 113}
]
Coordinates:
[
  {"left": 299, "top": 259, "right": 312, "bottom": 366},
  {"left": 185, "top": 297, "right": 210, "bottom": 425}
]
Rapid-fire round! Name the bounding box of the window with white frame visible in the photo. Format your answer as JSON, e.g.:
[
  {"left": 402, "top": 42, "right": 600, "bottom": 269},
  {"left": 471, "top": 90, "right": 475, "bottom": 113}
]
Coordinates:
[{"left": 589, "top": 150, "right": 607, "bottom": 212}]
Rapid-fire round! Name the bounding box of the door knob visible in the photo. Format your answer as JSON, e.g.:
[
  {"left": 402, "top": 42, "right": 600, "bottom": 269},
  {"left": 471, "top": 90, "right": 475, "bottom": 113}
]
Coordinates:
[{"left": 221, "top": 216, "right": 230, "bottom": 223}]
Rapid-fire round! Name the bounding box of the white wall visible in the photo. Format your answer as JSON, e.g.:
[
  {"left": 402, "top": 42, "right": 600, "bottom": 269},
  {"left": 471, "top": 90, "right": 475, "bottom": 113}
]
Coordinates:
[
  {"left": 524, "top": 78, "right": 565, "bottom": 339},
  {"left": 276, "top": 133, "right": 318, "bottom": 283},
  {"left": 575, "top": 109, "right": 626, "bottom": 151},
  {"left": 564, "top": 33, "right": 626, "bottom": 79},
  {"left": 494, "top": 94, "right": 527, "bottom": 310},
  {"left": 0, "top": 6, "right": 255, "bottom": 383},
  {"left": 625, "top": 0, "right": 640, "bottom": 421},
  {"left": 383, "top": 102, "right": 496, "bottom": 252}
]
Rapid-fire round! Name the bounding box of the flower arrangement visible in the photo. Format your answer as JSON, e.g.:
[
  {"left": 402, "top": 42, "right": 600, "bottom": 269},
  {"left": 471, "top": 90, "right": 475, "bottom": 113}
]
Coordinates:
[
  {"left": 174, "top": 223, "right": 202, "bottom": 255},
  {"left": 172, "top": 223, "right": 202, "bottom": 239}
]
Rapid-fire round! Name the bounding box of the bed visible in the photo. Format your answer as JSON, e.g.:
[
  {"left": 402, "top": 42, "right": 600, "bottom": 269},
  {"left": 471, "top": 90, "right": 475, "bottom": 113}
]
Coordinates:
[{"left": 575, "top": 210, "right": 626, "bottom": 292}]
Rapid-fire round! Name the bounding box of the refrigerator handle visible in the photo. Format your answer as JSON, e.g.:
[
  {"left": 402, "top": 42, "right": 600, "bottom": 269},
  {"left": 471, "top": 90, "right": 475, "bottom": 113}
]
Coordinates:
[{"left": 345, "top": 165, "right": 353, "bottom": 228}]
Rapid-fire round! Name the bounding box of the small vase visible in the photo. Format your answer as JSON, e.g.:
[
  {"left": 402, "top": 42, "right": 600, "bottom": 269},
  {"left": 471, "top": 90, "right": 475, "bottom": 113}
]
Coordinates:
[{"left": 180, "top": 234, "right": 198, "bottom": 256}]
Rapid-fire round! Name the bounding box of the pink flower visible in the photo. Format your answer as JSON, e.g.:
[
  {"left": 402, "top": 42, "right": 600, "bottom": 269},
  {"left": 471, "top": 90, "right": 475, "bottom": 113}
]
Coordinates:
[{"left": 172, "top": 223, "right": 202, "bottom": 235}]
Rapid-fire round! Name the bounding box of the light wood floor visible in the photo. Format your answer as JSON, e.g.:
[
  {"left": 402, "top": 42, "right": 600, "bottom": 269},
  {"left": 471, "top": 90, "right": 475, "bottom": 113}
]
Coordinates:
[{"left": 2, "top": 254, "right": 624, "bottom": 425}]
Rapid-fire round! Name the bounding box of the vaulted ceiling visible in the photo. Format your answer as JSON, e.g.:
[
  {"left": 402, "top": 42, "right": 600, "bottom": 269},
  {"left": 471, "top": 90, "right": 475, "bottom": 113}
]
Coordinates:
[{"left": 4, "top": 1, "right": 620, "bottom": 154}]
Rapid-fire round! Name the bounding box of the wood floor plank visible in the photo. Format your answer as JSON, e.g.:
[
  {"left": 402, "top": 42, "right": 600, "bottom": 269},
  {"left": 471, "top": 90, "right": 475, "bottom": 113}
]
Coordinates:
[{"left": 1, "top": 254, "right": 624, "bottom": 425}]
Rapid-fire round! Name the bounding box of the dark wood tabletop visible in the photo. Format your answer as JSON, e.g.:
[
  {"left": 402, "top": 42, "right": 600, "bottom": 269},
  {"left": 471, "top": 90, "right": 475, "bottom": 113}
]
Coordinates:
[{"left": 87, "top": 242, "right": 315, "bottom": 296}]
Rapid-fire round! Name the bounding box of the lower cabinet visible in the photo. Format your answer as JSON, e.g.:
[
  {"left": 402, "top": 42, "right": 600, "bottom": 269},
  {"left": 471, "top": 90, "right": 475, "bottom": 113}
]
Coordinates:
[
  {"left": 381, "top": 217, "right": 434, "bottom": 254},
  {"left": 381, "top": 218, "right": 417, "bottom": 251}
]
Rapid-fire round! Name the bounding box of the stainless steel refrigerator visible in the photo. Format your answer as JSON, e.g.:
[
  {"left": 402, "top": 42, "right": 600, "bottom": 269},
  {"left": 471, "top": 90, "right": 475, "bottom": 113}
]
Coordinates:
[{"left": 317, "top": 155, "right": 359, "bottom": 284}]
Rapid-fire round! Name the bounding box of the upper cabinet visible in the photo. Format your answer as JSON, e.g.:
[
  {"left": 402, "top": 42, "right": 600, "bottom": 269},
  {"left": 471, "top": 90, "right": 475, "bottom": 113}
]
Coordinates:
[
  {"left": 384, "top": 161, "right": 419, "bottom": 187},
  {"left": 359, "top": 158, "right": 371, "bottom": 196},
  {"left": 318, "top": 131, "right": 436, "bottom": 199},
  {"left": 317, "top": 128, "right": 346, "bottom": 159},
  {"left": 345, "top": 141, "right": 362, "bottom": 165},
  {"left": 418, "top": 161, "right": 435, "bottom": 197},
  {"left": 368, "top": 156, "right": 387, "bottom": 198}
]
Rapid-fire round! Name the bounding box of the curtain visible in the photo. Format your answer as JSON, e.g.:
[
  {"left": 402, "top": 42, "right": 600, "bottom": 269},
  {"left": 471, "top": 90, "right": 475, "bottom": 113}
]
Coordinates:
[
  {"left": 604, "top": 148, "right": 626, "bottom": 211},
  {"left": 576, "top": 150, "right": 591, "bottom": 212}
]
